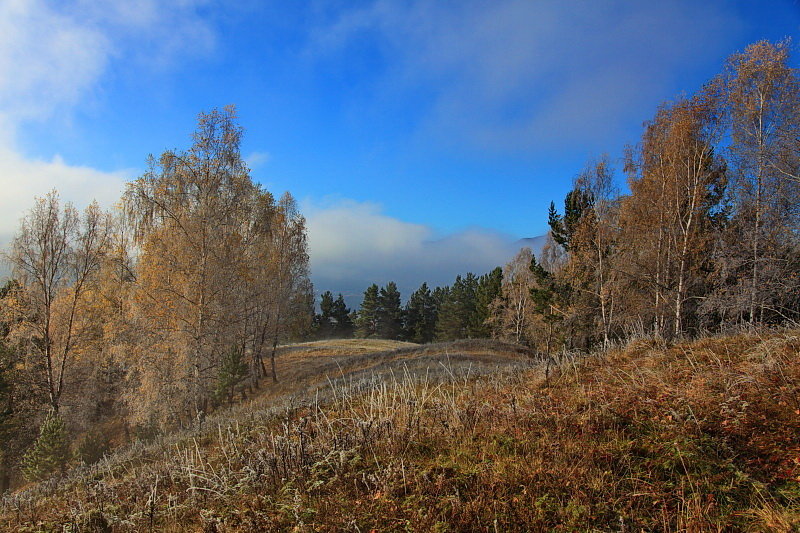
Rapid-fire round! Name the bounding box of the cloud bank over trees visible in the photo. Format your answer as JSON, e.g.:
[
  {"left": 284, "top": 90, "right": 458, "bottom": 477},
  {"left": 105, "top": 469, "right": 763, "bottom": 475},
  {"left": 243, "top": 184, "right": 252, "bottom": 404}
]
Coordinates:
[{"left": 305, "top": 199, "right": 541, "bottom": 301}]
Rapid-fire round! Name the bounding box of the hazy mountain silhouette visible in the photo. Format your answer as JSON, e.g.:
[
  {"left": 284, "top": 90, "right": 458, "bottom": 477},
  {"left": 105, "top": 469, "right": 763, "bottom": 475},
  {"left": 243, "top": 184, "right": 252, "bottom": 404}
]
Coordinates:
[{"left": 514, "top": 234, "right": 548, "bottom": 257}]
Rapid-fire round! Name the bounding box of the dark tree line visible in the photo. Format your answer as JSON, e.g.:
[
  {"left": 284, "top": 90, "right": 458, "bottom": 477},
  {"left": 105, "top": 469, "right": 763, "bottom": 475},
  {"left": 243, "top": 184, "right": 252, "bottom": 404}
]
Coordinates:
[
  {"left": 314, "top": 291, "right": 355, "bottom": 338},
  {"left": 314, "top": 268, "right": 504, "bottom": 343}
]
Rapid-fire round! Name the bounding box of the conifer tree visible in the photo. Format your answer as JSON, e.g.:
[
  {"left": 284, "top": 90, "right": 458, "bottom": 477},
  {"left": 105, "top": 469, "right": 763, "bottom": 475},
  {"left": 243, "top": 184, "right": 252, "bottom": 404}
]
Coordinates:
[
  {"left": 548, "top": 189, "right": 594, "bottom": 251},
  {"left": 356, "top": 284, "right": 380, "bottom": 337},
  {"left": 378, "top": 282, "right": 403, "bottom": 339},
  {"left": 317, "top": 291, "right": 336, "bottom": 338},
  {"left": 331, "top": 294, "right": 354, "bottom": 338},
  {"left": 529, "top": 254, "right": 565, "bottom": 353},
  {"left": 21, "top": 411, "right": 71, "bottom": 481},
  {"left": 471, "top": 267, "right": 503, "bottom": 337},
  {"left": 432, "top": 286, "right": 449, "bottom": 308},
  {"left": 435, "top": 278, "right": 461, "bottom": 341},
  {"left": 214, "top": 348, "right": 248, "bottom": 404},
  {"left": 550, "top": 157, "right": 620, "bottom": 349},
  {"left": 435, "top": 274, "right": 478, "bottom": 340},
  {"left": 404, "top": 282, "right": 437, "bottom": 343}
]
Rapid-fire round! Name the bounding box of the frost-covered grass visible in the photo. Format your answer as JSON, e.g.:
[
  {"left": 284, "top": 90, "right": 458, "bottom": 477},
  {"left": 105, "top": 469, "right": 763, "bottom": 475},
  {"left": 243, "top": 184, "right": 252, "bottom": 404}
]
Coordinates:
[{"left": 3, "top": 333, "right": 799, "bottom": 531}]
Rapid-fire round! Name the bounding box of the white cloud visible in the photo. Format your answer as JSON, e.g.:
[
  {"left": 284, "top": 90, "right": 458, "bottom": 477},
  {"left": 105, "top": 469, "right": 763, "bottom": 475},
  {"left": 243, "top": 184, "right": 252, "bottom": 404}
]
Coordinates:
[
  {"left": 0, "top": 1, "right": 109, "bottom": 123},
  {"left": 0, "top": 148, "right": 129, "bottom": 249},
  {"left": 0, "top": 0, "right": 217, "bottom": 259},
  {"left": 305, "top": 199, "right": 538, "bottom": 303},
  {"left": 0, "top": 0, "right": 214, "bottom": 125}
]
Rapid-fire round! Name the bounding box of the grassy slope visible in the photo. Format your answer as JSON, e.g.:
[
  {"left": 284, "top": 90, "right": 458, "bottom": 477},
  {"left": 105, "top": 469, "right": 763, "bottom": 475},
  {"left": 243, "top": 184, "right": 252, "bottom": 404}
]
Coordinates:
[
  {"left": 263, "top": 338, "right": 533, "bottom": 400},
  {"left": 3, "top": 333, "right": 799, "bottom": 531}
]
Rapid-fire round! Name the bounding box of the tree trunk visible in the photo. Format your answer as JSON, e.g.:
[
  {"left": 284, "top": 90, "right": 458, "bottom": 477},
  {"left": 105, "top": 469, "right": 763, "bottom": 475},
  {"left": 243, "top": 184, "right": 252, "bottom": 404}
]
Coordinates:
[{"left": 269, "top": 315, "right": 281, "bottom": 383}]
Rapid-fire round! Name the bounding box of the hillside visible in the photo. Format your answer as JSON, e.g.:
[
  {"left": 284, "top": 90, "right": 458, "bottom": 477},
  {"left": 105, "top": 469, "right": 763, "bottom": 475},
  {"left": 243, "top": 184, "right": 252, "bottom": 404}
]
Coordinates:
[
  {"left": 263, "top": 338, "right": 535, "bottom": 400},
  {"left": 2, "top": 332, "right": 799, "bottom": 531}
]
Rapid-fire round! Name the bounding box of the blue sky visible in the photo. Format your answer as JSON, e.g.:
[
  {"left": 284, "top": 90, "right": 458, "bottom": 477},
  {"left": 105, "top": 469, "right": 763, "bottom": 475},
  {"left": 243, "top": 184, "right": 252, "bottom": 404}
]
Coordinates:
[{"left": 1, "top": 1, "right": 799, "bottom": 302}]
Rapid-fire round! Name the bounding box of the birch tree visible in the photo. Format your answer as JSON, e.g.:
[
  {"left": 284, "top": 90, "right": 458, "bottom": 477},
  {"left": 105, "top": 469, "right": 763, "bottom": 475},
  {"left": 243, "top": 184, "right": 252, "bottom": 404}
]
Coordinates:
[
  {"left": 715, "top": 40, "right": 800, "bottom": 324},
  {"left": 619, "top": 95, "right": 726, "bottom": 338},
  {"left": 5, "top": 193, "right": 110, "bottom": 413},
  {"left": 551, "top": 157, "right": 620, "bottom": 348},
  {"left": 489, "top": 248, "right": 537, "bottom": 344},
  {"left": 125, "top": 106, "right": 262, "bottom": 421}
]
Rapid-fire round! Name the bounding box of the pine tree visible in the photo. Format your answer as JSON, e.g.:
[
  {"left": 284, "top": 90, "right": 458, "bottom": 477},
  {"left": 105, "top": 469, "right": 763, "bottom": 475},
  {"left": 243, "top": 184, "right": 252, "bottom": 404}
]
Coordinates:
[
  {"left": 317, "top": 291, "right": 335, "bottom": 338},
  {"left": 356, "top": 284, "right": 380, "bottom": 338},
  {"left": 22, "top": 411, "right": 71, "bottom": 481},
  {"left": 435, "top": 274, "right": 478, "bottom": 340},
  {"left": 331, "top": 294, "right": 354, "bottom": 338},
  {"left": 214, "top": 348, "right": 248, "bottom": 404},
  {"left": 435, "top": 278, "right": 461, "bottom": 341},
  {"left": 529, "top": 254, "right": 565, "bottom": 353},
  {"left": 432, "top": 286, "right": 449, "bottom": 310},
  {"left": 404, "top": 282, "right": 437, "bottom": 343},
  {"left": 471, "top": 267, "right": 503, "bottom": 337},
  {"left": 377, "top": 282, "right": 403, "bottom": 339},
  {"left": 548, "top": 189, "right": 594, "bottom": 251},
  {"left": 550, "top": 157, "right": 620, "bottom": 349}
]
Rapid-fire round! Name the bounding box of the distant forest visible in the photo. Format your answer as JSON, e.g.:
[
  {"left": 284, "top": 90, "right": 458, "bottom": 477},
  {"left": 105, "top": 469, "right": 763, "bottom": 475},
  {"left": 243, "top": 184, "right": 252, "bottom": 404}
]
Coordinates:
[{"left": 0, "top": 40, "right": 798, "bottom": 489}]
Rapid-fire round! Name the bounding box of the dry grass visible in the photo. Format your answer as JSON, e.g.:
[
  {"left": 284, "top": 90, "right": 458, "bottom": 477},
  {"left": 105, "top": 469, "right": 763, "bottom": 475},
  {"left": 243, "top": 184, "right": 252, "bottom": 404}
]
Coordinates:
[
  {"left": 256, "top": 338, "right": 535, "bottom": 402},
  {"left": 280, "top": 338, "right": 417, "bottom": 354},
  {"left": 2, "top": 333, "right": 799, "bottom": 531}
]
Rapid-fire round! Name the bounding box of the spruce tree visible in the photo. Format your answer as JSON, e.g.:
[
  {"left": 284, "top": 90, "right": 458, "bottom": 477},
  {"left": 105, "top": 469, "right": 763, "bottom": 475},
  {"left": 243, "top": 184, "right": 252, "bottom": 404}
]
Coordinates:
[
  {"left": 22, "top": 411, "right": 71, "bottom": 481},
  {"left": 331, "top": 294, "right": 354, "bottom": 338},
  {"left": 356, "top": 284, "right": 380, "bottom": 337},
  {"left": 404, "top": 282, "right": 436, "bottom": 343},
  {"left": 214, "top": 348, "right": 248, "bottom": 404},
  {"left": 377, "top": 282, "right": 403, "bottom": 339},
  {"left": 471, "top": 267, "right": 503, "bottom": 338}
]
